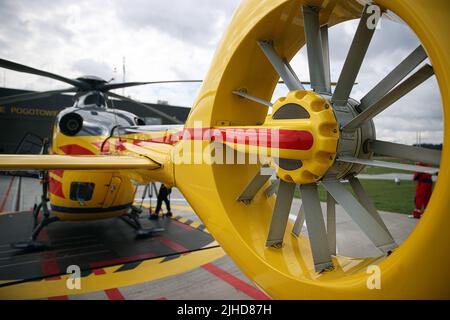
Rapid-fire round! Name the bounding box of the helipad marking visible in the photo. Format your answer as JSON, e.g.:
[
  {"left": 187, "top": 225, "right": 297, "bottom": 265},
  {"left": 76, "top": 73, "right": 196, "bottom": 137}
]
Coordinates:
[
  {"left": 136, "top": 202, "right": 210, "bottom": 234},
  {"left": 0, "top": 246, "right": 225, "bottom": 300},
  {"left": 0, "top": 210, "right": 221, "bottom": 299},
  {"left": 0, "top": 201, "right": 213, "bottom": 294}
]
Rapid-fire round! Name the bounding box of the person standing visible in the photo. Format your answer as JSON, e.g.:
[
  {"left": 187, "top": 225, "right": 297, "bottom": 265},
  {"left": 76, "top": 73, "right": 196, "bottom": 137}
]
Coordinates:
[
  {"left": 410, "top": 162, "right": 433, "bottom": 219},
  {"left": 149, "top": 184, "right": 172, "bottom": 220}
]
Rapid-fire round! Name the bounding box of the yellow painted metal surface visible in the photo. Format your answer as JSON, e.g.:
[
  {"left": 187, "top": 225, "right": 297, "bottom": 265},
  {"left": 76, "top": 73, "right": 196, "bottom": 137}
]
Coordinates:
[
  {"left": 174, "top": 0, "right": 450, "bottom": 299},
  {"left": 0, "top": 154, "right": 157, "bottom": 170},
  {"left": 102, "top": 176, "right": 122, "bottom": 208},
  {"left": 266, "top": 90, "right": 339, "bottom": 183}
]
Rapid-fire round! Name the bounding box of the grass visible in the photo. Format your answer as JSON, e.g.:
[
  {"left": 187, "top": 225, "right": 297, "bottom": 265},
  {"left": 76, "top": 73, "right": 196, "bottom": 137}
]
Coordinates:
[{"left": 294, "top": 179, "right": 418, "bottom": 214}]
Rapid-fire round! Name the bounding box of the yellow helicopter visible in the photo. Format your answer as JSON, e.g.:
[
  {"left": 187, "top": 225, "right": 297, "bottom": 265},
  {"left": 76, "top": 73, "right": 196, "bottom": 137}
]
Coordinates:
[
  {"left": 0, "top": 57, "right": 203, "bottom": 246},
  {"left": 0, "top": 0, "right": 449, "bottom": 299}
]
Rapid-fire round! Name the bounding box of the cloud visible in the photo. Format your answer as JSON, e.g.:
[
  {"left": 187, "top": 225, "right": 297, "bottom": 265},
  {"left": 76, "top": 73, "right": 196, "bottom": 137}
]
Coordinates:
[
  {"left": 72, "top": 59, "right": 115, "bottom": 81},
  {"left": 114, "top": 0, "right": 240, "bottom": 47},
  {"left": 0, "top": 0, "right": 443, "bottom": 145}
]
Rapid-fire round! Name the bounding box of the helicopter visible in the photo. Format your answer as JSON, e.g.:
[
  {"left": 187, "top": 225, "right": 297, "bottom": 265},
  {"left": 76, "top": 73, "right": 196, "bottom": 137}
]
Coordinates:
[
  {"left": 0, "top": 57, "right": 202, "bottom": 248},
  {"left": 0, "top": 0, "right": 447, "bottom": 300}
]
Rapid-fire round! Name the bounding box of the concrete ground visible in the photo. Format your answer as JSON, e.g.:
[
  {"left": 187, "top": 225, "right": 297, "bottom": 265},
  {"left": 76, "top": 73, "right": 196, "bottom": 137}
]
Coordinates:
[
  {"left": 138, "top": 185, "right": 418, "bottom": 258},
  {"left": 0, "top": 175, "right": 418, "bottom": 299}
]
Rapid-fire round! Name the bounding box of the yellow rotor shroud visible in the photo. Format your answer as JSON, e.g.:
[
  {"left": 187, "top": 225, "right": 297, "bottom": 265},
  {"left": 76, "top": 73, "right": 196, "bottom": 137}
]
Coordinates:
[{"left": 174, "top": 0, "right": 450, "bottom": 299}]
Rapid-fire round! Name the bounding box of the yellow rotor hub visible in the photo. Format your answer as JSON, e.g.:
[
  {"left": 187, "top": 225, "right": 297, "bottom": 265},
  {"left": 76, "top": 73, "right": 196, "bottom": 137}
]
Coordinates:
[{"left": 266, "top": 90, "right": 339, "bottom": 184}]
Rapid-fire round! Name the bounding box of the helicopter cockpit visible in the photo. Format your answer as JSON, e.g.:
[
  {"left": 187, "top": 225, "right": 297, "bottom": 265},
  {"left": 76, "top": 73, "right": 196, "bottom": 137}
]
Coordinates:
[{"left": 75, "top": 91, "right": 108, "bottom": 109}]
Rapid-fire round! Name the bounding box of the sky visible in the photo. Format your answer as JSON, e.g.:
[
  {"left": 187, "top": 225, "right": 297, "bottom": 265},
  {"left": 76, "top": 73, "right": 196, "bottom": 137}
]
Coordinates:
[{"left": 0, "top": 0, "right": 443, "bottom": 145}]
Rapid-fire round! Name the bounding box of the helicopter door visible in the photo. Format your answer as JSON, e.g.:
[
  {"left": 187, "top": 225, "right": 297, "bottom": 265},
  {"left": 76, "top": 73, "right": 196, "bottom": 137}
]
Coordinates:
[{"left": 103, "top": 177, "right": 122, "bottom": 208}]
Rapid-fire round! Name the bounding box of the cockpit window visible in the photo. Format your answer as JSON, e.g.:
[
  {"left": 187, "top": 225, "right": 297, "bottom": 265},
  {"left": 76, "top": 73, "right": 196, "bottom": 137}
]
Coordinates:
[
  {"left": 135, "top": 117, "right": 146, "bottom": 125},
  {"left": 84, "top": 93, "right": 105, "bottom": 107}
]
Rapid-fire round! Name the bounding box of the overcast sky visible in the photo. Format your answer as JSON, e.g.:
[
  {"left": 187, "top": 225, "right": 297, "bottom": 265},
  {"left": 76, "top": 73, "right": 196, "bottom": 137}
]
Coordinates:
[{"left": 0, "top": 0, "right": 443, "bottom": 145}]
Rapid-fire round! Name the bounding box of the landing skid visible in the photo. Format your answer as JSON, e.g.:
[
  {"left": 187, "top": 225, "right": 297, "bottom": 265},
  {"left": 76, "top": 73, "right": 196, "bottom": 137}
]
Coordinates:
[
  {"left": 13, "top": 161, "right": 164, "bottom": 250},
  {"left": 11, "top": 240, "right": 49, "bottom": 252},
  {"left": 12, "top": 170, "right": 60, "bottom": 251}
]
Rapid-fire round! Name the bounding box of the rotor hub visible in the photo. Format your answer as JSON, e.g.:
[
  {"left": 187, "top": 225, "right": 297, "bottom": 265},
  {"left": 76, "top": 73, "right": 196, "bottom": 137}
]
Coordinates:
[
  {"left": 265, "top": 90, "right": 339, "bottom": 184},
  {"left": 324, "top": 96, "right": 376, "bottom": 180}
]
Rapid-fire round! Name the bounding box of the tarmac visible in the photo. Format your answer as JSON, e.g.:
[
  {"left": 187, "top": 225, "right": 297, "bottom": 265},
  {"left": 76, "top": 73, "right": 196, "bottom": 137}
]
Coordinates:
[{"left": 0, "top": 175, "right": 418, "bottom": 299}]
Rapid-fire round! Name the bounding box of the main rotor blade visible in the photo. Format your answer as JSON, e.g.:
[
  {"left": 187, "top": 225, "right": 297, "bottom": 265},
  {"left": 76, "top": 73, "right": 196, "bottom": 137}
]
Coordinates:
[
  {"left": 321, "top": 180, "right": 397, "bottom": 253},
  {"left": 343, "top": 64, "right": 434, "bottom": 130},
  {"left": 300, "top": 183, "right": 333, "bottom": 272},
  {"left": 368, "top": 140, "right": 441, "bottom": 166},
  {"left": 302, "top": 6, "right": 329, "bottom": 94},
  {"left": 258, "top": 40, "right": 305, "bottom": 91},
  {"left": 237, "top": 166, "right": 275, "bottom": 202},
  {"left": 0, "top": 88, "right": 77, "bottom": 105},
  {"left": 107, "top": 92, "right": 183, "bottom": 124},
  {"left": 332, "top": 5, "right": 377, "bottom": 106},
  {"left": 0, "top": 58, "right": 86, "bottom": 89},
  {"left": 266, "top": 180, "right": 296, "bottom": 247},
  {"left": 359, "top": 45, "right": 428, "bottom": 111},
  {"left": 100, "top": 80, "right": 203, "bottom": 91},
  {"left": 337, "top": 156, "right": 439, "bottom": 174}
]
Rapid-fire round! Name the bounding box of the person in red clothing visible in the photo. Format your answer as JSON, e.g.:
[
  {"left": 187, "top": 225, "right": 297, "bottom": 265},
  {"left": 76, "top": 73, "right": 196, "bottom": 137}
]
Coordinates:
[{"left": 410, "top": 162, "right": 433, "bottom": 219}]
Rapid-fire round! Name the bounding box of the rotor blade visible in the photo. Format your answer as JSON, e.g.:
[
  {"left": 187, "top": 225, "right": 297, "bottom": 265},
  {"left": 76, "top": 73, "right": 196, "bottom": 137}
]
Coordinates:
[
  {"left": 326, "top": 192, "right": 336, "bottom": 256},
  {"left": 107, "top": 92, "right": 183, "bottom": 124},
  {"left": 343, "top": 64, "right": 434, "bottom": 130},
  {"left": 300, "top": 183, "right": 333, "bottom": 272},
  {"left": 321, "top": 180, "right": 397, "bottom": 253},
  {"left": 0, "top": 154, "right": 159, "bottom": 170},
  {"left": 321, "top": 25, "right": 332, "bottom": 93},
  {"left": 100, "top": 80, "right": 203, "bottom": 91},
  {"left": 258, "top": 40, "right": 305, "bottom": 91},
  {"left": 0, "top": 88, "right": 77, "bottom": 105},
  {"left": 337, "top": 156, "right": 439, "bottom": 174},
  {"left": 332, "top": 5, "right": 377, "bottom": 106},
  {"left": 237, "top": 166, "right": 275, "bottom": 202},
  {"left": 368, "top": 140, "right": 441, "bottom": 166},
  {"left": 367, "top": 140, "right": 441, "bottom": 166},
  {"left": 266, "top": 180, "right": 296, "bottom": 247},
  {"left": 302, "top": 6, "right": 329, "bottom": 93},
  {"left": 292, "top": 203, "right": 305, "bottom": 237},
  {"left": 359, "top": 45, "right": 428, "bottom": 111},
  {"left": 0, "top": 58, "right": 86, "bottom": 89},
  {"left": 348, "top": 176, "right": 391, "bottom": 235},
  {"left": 265, "top": 179, "right": 280, "bottom": 197},
  {"left": 232, "top": 90, "right": 272, "bottom": 107}
]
